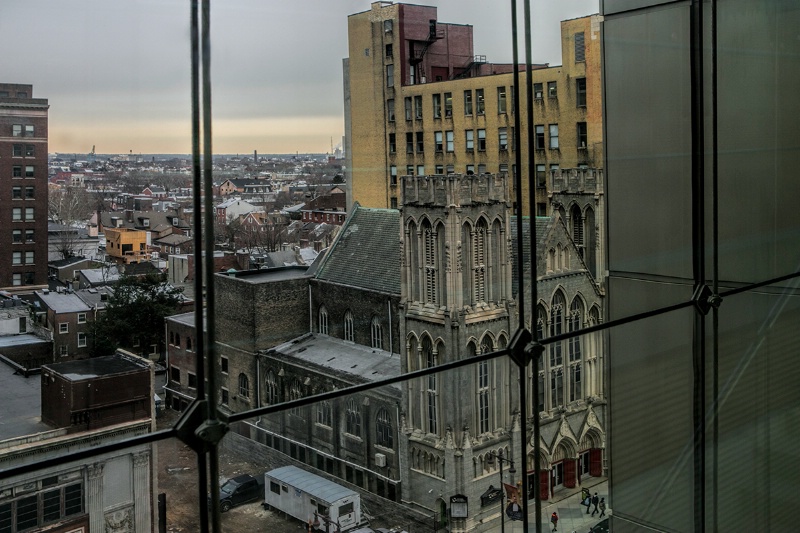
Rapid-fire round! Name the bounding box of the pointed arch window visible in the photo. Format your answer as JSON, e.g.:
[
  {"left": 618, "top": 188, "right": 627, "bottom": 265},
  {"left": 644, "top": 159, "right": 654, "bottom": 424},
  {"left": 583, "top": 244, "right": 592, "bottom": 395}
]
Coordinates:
[
  {"left": 344, "top": 309, "right": 354, "bottom": 342},
  {"left": 568, "top": 298, "right": 583, "bottom": 362},
  {"left": 535, "top": 305, "right": 547, "bottom": 413},
  {"left": 317, "top": 399, "right": 332, "bottom": 427},
  {"left": 571, "top": 204, "right": 584, "bottom": 256},
  {"left": 371, "top": 316, "right": 383, "bottom": 349},
  {"left": 477, "top": 338, "right": 492, "bottom": 434},
  {"left": 289, "top": 378, "right": 304, "bottom": 418},
  {"left": 318, "top": 306, "right": 329, "bottom": 335},
  {"left": 265, "top": 371, "right": 278, "bottom": 405},
  {"left": 423, "top": 337, "right": 438, "bottom": 435},
  {"left": 473, "top": 219, "right": 488, "bottom": 302},
  {"left": 550, "top": 292, "right": 566, "bottom": 408},
  {"left": 376, "top": 407, "right": 393, "bottom": 448},
  {"left": 423, "top": 221, "right": 438, "bottom": 305},
  {"left": 345, "top": 398, "right": 361, "bottom": 436}
]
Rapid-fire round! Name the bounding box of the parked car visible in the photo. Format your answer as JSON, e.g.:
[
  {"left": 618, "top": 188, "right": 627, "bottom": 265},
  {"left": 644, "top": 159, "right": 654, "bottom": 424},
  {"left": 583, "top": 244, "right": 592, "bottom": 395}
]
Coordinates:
[{"left": 213, "top": 474, "right": 265, "bottom": 512}]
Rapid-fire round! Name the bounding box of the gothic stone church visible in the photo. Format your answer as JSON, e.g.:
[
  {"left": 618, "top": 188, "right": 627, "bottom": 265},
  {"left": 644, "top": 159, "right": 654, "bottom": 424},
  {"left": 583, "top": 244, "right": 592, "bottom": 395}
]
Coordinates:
[{"left": 212, "top": 171, "right": 606, "bottom": 532}]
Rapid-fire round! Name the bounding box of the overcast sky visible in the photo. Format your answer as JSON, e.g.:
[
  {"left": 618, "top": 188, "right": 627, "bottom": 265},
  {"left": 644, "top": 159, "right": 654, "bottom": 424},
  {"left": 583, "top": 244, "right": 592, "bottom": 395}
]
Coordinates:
[{"left": 2, "top": 1, "right": 597, "bottom": 155}]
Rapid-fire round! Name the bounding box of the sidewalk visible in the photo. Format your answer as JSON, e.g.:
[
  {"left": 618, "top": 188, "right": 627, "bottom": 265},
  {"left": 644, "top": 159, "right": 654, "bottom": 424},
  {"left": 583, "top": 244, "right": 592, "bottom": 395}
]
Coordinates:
[{"left": 501, "top": 478, "right": 610, "bottom": 533}]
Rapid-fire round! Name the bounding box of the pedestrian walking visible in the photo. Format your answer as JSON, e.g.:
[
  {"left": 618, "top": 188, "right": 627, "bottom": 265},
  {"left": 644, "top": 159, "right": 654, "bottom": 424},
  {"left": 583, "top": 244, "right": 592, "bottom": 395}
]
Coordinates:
[
  {"left": 584, "top": 493, "right": 591, "bottom": 514},
  {"left": 599, "top": 497, "right": 606, "bottom": 518},
  {"left": 591, "top": 492, "right": 599, "bottom": 516},
  {"left": 551, "top": 511, "right": 559, "bottom": 531}
]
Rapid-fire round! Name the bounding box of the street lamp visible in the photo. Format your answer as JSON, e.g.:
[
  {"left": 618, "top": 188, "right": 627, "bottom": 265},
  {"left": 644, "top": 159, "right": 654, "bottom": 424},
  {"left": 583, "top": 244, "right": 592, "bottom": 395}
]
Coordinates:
[{"left": 488, "top": 450, "right": 516, "bottom": 533}]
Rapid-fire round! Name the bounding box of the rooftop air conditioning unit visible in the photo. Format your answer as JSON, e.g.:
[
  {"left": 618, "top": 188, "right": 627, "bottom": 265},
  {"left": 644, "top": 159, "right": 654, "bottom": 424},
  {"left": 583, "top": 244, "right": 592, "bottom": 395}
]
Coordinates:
[{"left": 375, "top": 453, "right": 387, "bottom": 467}]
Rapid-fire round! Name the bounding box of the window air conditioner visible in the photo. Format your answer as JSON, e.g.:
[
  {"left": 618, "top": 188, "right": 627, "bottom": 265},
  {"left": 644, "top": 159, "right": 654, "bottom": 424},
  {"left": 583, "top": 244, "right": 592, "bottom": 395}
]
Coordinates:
[{"left": 375, "top": 453, "right": 387, "bottom": 467}]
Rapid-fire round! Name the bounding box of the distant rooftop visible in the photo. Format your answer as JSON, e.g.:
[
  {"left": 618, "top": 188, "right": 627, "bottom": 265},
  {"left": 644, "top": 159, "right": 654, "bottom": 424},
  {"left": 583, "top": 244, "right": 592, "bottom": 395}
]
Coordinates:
[{"left": 44, "top": 353, "right": 150, "bottom": 381}]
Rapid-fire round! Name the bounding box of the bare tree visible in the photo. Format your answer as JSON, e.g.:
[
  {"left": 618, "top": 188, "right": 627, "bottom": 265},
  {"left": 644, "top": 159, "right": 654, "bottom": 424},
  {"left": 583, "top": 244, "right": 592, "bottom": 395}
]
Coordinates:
[{"left": 49, "top": 186, "right": 95, "bottom": 259}]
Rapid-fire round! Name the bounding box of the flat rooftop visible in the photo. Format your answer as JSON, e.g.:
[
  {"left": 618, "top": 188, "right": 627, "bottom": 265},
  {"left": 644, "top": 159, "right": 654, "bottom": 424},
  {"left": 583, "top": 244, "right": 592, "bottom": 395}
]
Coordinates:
[
  {"left": 45, "top": 353, "right": 150, "bottom": 381},
  {"left": 0, "top": 362, "right": 47, "bottom": 441}
]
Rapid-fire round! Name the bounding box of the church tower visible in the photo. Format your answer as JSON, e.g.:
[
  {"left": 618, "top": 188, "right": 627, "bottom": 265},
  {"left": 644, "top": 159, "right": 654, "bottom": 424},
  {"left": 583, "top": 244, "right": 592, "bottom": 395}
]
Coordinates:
[{"left": 398, "top": 173, "right": 521, "bottom": 530}]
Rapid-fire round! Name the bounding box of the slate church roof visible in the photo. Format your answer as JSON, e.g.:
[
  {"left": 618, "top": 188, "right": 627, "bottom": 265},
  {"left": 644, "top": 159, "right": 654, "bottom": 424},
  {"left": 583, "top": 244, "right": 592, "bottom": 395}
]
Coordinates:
[{"left": 314, "top": 204, "right": 400, "bottom": 295}]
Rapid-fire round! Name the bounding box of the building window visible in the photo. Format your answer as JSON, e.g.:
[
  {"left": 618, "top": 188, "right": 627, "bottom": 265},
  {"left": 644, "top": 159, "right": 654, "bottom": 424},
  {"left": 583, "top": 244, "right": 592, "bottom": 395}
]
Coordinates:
[
  {"left": 371, "top": 316, "right": 383, "bottom": 350},
  {"left": 577, "top": 122, "right": 588, "bottom": 150},
  {"left": 186, "top": 336, "right": 192, "bottom": 351},
  {"left": 404, "top": 97, "right": 412, "bottom": 121},
  {"left": 497, "top": 86, "right": 507, "bottom": 113},
  {"left": 25, "top": 144, "right": 34, "bottom": 157},
  {"left": 12, "top": 208, "right": 22, "bottom": 221},
  {"left": 435, "top": 164, "right": 444, "bottom": 174},
  {"left": 498, "top": 127, "right": 508, "bottom": 151},
  {"left": 388, "top": 133, "right": 396, "bottom": 153},
  {"left": 317, "top": 400, "right": 332, "bottom": 427},
  {"left": 13, "top": 144, "right": 22, "bottom": 156},
  {"left": 499, "top": 163, "right": 508, "bottom": 175},
  {"left": 12, "top": 187, "right": 22, "bottom": 199},
  {"left": 25, "top": 207, "right": 34, "bottom": 220},
  {"left": 476, "top": 88, "right": 485, "bottom": 114},
  {"left": 345, "top": 398, "right": 361, "bottom": 436},
  {"left": 478, "top": 164, "right": 487, "bottom": 174},
  {"left": 548, "top": 81, "right": 557, "bottom": 98},
  {"left": 59, "top": 323, "right": 69, "bottom": 334},
  {"left": 465, "top": 129, "right": 474, "bottom": 151},
  {"left": 265, "top": 371, "right": 278, "bottom": 405},
  {"left": 25, "top": 229, "right": 34, "bottom": 242},
  {"left": 416, "top": 131, "right": 424, "bottom": 153},
  {"left": 549, "top": 124, "right": 559, "bottom": 149},
  {"left": 385, "top": 43, "right": 393, "bottom": 58},
  {"left": 387, "top": 99, "right": 395, "bottom": 121},
  {"left": 423, "top": 338, "right": 438, "bottom": 435},
  {"left": 171, "top": 366, "right": 181, "bottom": 384},
  {"left": 534, "top": 82, "right": 543, "bottom": 99},
  {"left": 11, "top": 273, "right": 21, "bottom": 286},
  {"left": 344, "top": 310, "right": 354, "bottom": 342},
  {"left": 575, "top": 32, "right": 585, "bottom": 62},
  {"left": 238, "top": 373, "right": 250, "bottom": 398},
  {"left": 406, "top": 132, "right": 414, "bottom": 153},
  {"left": 25, "top": 186, "right": 34, "bottom": 199},
  {"left": 221, "top": 356, "right": 228, "bottom": 374},
  {"left": 12, "top": 124, "right": 22, "bottom": 137},
  {"left": 390, "top": 197, "right": 398, "bottom": 209},
  {"left": 60, "top": 345, "right": 69, "bottom": 356},
  {"left": 446, "top": 131, "right": 454, "bottom": 152},
  {"left": 390, "top": 165, "right": 397, "bottom": 185},
  {"left": 13, "top": 165, "right": 22, "bottom": 178},
  {"left": 477, "top": 129, "right": 486, "bottom": 151},
  {"left": 24, "top": 125, "right": 34, "bottom": 137},
  {"left": 536, "top": 164, "right": 546, "bottom": 188},
  {"left": 535, "top": 125, "right": 545, "bottom": 150},
  {"left": 466, "top": 164, "right": 475, "bottom": 175},
  {"left": 12, "top": 230, "right": 22, "bottom": 243},
  {"left": 407, "top": 165, "right": 414, "bottom": 176},
  {"left": 25, "top": 166, "right": 34, "bottom": 178},
  {"left": 433, "top": 93, "right": 442, "bottom": 118},
  {"left": 444, "top": 92, "right": 452, "bottom": 117},
  {"left": 477, "top": 343, "right": 491, "bottom": 434},
  {"left": 221, "top": 388, "right": 229, "bottom": 405},
  {"left": 77, "top": 313, "right": 87, "bottom": 324},
  {"left": 550, "top": 163, "right": 560, "bottom": 175},
  {"left": 78, "top": 333, "right": 87, "bottom": 348},
  {"left": 435, "top": 131, "right": 443, "bottom": 152},
  {"left": 446, "top": 164, "right": 454, "bottom": 174},
  {"left": 288, "top": 378, "right": 304, "bottom": 417},
  {"left": 464, "top": 90, "right": 473, "bottom": 115},
  {"left": 576, "top": 77, "right": 587, "bottom": 107},
  {"left": 383, "top": 19, "right": 392, "bottom": 33},
  {"left": 417, "top": 165, "right": 424, "bottom": 177},
  {"left": 386, "top": 64, "right": 394, "bottom": 87},
  {"left": 414, "top": 95, "right": 423, "bottom": 120},
  {"left": 376, "top": 408, "right": 393, "bottom": 448}
]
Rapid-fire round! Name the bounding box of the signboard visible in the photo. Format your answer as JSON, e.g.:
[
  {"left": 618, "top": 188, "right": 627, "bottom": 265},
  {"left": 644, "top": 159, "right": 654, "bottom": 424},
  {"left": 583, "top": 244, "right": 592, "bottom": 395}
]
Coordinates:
[
  {"left": 480, "top": 485, "right": 502, "bottom": 507},
  {"left": 450, "top": 494, "right": 468, "bottom": 518}
]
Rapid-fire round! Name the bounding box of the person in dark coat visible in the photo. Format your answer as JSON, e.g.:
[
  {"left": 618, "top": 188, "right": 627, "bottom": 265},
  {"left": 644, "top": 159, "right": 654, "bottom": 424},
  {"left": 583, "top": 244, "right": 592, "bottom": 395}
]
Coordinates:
[
  {"left": 599, "top": 497, "right": 606, "bottom": 518},
  {"left": 551, "top": 511, "right": 559, "bottom": 531},
  {"left": 591, "top": 492, "right": 599, "bottom": 516}
]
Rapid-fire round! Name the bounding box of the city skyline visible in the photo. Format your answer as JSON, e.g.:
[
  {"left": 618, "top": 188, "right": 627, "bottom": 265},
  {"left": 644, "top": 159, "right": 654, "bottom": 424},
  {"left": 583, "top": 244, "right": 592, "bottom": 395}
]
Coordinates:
[{"left": 1, "top": 0, "right": 597, "bottom": 155}]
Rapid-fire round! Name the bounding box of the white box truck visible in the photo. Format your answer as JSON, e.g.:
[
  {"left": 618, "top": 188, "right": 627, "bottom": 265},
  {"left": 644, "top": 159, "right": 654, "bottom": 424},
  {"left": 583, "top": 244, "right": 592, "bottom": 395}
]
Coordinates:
[{"left": 264, "top": 466, "right": 364, "bottom": 532}]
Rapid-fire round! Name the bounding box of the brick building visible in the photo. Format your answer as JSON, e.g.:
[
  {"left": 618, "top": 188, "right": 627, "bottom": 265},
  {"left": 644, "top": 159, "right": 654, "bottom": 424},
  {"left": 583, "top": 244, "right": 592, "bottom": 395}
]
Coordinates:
[
  {"left": 344, "top": 3, "right": 602, "bottom": 215},
  {"left": 0, "top": 83, "right": 49, "bottom": 291}
]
